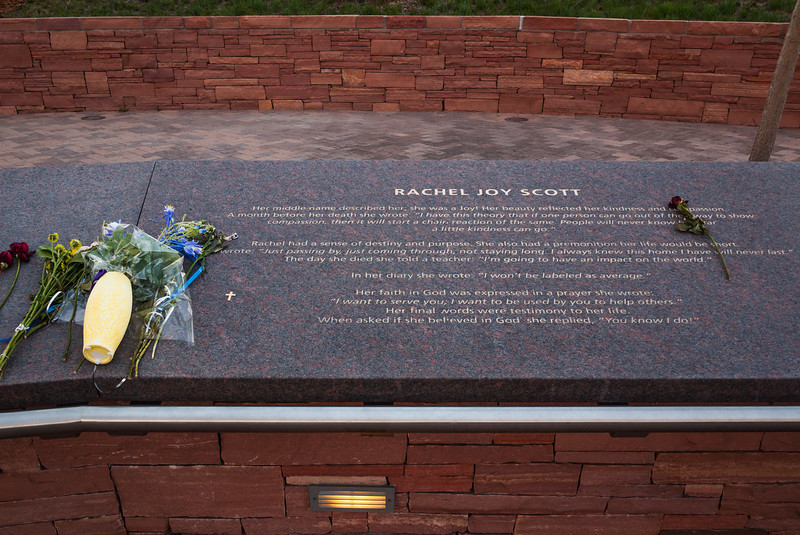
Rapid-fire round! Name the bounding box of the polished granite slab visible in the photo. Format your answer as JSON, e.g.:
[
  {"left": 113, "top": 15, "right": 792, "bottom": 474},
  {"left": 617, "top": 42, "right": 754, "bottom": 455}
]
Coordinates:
[
  {"left": 1, "top": 161, "right": 798, "bottom": 409},
  {"left": 0, "top": 164, "right": 154, "bottom": 408}
]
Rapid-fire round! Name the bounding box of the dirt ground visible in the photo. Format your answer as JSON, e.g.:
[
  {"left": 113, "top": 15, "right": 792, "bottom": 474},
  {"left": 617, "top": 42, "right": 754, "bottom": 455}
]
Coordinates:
[{"left": 0, "top": 0, "right": 26, "bottom": 15}]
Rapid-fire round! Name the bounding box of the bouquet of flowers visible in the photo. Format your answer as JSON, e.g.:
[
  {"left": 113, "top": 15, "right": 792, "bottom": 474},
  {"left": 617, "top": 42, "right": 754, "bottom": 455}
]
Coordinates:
[
  {"left": 0, "top": 235, "right": 90, "bottom": 377},
  {"left": 125, "top": 206, "right": 230, "bottom": 376},
  {"left": 0, "top": 206, "right": 231, "bottom": 379}
]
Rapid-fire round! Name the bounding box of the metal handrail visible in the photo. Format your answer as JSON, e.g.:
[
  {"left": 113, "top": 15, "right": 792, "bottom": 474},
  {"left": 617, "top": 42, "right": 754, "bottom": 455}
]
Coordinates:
[{"left": 1, "top": 404, "right": 799, "bottom": 438}]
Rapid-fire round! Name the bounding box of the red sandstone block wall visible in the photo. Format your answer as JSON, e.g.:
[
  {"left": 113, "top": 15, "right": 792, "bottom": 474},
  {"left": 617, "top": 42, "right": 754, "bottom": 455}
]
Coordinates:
[
  {"left": 1, "top": 430, "right": 799, "bottom": 534},
  {"left": 0, "top": 15, "right": 798, "bottom": 126}
]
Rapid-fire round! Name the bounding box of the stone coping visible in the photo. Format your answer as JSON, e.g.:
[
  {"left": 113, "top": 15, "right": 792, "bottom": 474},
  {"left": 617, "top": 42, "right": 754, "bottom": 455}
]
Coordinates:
[{"left": 0, "top": 15, "right": 788, "bottom": 36}]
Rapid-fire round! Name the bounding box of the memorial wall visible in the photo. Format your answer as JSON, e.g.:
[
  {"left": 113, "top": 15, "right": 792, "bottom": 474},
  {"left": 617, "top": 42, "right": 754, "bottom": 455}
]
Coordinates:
[
  {"left": 0, "top": 160, "right": 798, "bottom": 534},
  {"left": 1, "top": 15, "right": 799, "bottom": 126}
]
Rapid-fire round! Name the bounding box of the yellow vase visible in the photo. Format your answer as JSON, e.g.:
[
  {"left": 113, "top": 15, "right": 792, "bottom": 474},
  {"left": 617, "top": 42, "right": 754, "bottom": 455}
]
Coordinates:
[{"left": 83, "top": 271, "right": 133, "bottom": 365}]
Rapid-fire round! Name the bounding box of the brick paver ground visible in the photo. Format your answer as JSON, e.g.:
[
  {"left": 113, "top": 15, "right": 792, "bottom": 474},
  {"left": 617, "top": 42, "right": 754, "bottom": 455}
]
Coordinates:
[{"left": 1, "top": 111, "right": 799, "bottom": 168}]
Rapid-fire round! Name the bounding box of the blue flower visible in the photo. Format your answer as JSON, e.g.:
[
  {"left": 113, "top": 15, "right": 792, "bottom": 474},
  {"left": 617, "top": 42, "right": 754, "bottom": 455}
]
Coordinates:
[
  {"left": 103, "top": 221, "right": 123, "bottom": 238},
  {"left": 91, "top": 270, "right": 107, "bottom": 290},
  {"left": 153, "top": 205, "right": 175, "bottom": 227},
  {"left": 182, "top": 240, "right": 202, "bottom": 260}
]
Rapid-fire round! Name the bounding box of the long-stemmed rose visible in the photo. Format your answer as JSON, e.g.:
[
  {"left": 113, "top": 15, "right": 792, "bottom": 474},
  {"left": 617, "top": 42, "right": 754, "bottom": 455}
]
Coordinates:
[
  {"left": 10, "top": 242, "right": 34, "bottom": 262},
  {"left": 668, "top": 196, "right": 731, "bottom": 280},
  {"left": 0, "top": 242, "right": 35, "bottom": 315}
]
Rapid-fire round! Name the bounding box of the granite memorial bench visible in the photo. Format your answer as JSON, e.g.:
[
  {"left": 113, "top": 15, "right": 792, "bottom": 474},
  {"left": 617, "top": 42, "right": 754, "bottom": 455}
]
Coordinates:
[{"left": 1, "top": 160, "right": 798, "bottom": 435}]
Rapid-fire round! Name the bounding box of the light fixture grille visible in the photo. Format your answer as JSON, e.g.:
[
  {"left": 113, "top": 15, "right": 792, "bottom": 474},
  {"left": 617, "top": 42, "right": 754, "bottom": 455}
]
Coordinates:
[{"left": 309, "top": 485, "right": 395, "bottom": 512}]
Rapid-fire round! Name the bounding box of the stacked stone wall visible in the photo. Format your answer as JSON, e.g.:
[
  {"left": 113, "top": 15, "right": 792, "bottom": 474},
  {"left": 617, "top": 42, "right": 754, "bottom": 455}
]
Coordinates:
[
  {"left": 2, "top": 429, "right": 799, "bottom": 533},
  {"left": 0, "top": 15, "right": 798, "bottom": 126}
]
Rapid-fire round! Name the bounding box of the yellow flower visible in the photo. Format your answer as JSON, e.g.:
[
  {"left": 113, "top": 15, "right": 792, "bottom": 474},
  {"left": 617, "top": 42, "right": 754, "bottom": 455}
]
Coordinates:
[
  {"left": 70, "top": 239, "right": 82, "bottom": 255},
  {"left": 48, "top": 232, "right": 59, "bottom": 243},
  {"left": 55, "top": 244, "right": 67, "bottom": 255}
]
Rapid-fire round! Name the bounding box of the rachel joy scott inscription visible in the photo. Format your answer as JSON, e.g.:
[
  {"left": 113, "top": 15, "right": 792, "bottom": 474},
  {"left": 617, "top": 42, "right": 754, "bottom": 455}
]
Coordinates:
[
  {"left": 138, "top": 161, "right": 798, "bottom": 403},
  {"left": 240, "top": 188, "right": 738, "bottom": 328}
]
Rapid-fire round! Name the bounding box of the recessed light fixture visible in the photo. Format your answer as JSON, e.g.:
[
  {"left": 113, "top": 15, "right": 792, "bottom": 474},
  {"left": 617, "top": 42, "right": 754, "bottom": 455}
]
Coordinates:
[{"left": 309, "top": 485, "right": 395, "bottom": 512}]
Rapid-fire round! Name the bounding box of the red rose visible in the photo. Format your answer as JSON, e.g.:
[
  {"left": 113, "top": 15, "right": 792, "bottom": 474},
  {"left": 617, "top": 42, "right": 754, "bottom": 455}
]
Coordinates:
[
  {"left": 9, "top": 242, "right": 33, "bottom": 262},
  {"left": 668, "top": 196, "right": 686, "bottom": 209},
  {"left": 0, "top": 250, "right": 12, "bottom": 270}
]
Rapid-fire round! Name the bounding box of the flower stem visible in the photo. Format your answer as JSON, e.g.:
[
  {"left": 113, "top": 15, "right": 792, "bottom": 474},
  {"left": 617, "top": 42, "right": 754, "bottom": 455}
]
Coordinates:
[
  {"left": 63, "top": 288, "right": 80, "bottom": 361},
  {"left": 705, "top": 230, "right": 732, "bottom": 281},
  {"left": 129, "top": 336, "right": 153, "bottom": 378},
  {"left": 0, "top": 256, "right": 88, "bottom": 377},
  {"left": 0, "top": 258, "right": 20, "bottom": 313}
]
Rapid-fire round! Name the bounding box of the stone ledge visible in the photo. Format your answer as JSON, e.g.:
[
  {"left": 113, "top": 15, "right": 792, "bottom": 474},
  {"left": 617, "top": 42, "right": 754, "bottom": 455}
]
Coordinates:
[{"left": 0, "top": 16, "right": 786, "bottom": 35}]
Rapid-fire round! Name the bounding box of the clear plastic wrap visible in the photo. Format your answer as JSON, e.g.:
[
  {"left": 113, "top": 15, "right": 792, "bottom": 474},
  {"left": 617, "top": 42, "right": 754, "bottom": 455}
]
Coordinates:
[{"left": 56, "top": 223, "right": 194, "bottom": 345}]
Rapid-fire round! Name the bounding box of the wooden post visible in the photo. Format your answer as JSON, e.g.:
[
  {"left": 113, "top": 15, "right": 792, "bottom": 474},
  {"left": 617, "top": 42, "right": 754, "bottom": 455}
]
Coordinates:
[{"left": 749, "top": 0, "right": 800, "bottom": 161}]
